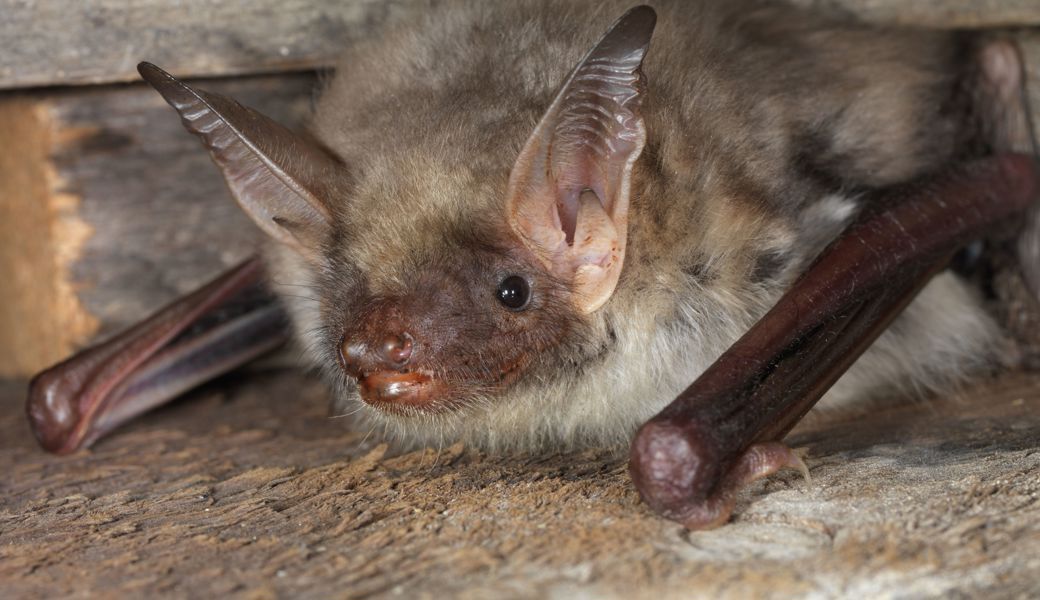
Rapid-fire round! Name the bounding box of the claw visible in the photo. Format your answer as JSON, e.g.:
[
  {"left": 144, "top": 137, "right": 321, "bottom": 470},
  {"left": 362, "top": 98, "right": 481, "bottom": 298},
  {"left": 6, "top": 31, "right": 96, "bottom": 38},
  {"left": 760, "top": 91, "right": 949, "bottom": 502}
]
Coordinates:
[{"left": 673, "top": 442, "right": 810, "bottom": 530}]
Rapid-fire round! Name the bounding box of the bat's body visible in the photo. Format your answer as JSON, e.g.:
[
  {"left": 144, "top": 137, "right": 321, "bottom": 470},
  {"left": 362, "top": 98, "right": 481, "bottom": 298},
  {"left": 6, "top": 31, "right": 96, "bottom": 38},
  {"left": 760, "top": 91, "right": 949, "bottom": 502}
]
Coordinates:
[
  {"left": 273, "top": 0, "right": 1015, "bottom": 447},
  {"left": 27, "top": 0, "right": 1040, "bottom": 528}
]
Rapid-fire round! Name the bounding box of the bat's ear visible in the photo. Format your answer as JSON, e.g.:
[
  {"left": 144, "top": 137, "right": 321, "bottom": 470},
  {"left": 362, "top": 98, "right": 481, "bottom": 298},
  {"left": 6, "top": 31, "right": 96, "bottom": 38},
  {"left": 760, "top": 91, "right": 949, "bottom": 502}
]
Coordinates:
[
  {"left": 138, "top": 62, "right": 342, "bottom": 261},
  {"left": 506, "top": 6, "right": 656, "bottom": 314}
]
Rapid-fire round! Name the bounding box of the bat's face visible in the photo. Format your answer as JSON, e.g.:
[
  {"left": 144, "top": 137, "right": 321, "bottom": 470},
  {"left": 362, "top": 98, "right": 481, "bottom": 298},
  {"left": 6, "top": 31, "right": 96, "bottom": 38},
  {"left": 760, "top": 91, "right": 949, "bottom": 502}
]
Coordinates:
[
  {"left": 138, "top": 9, "right": 657, "bottom": 431},
  {"left": 315, "top": 207, "right": 580, "bottom": 416}
]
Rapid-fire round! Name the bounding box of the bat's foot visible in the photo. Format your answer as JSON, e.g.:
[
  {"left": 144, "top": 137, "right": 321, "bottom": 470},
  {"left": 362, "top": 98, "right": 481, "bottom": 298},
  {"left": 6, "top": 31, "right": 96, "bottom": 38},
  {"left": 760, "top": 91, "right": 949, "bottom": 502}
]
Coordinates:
[
  {"left": 630, "top": 426, "right": 810, "bottom": 531},
  {"left": 674, "top": 442, "right": 809, "bottom": 530}
]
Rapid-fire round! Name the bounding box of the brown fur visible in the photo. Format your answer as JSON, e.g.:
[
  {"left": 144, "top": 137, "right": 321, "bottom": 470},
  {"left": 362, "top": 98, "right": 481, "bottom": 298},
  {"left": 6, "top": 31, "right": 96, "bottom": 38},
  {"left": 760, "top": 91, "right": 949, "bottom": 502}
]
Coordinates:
[{"left": 263, "top": 0, "right": 1013, "bottom": 450}]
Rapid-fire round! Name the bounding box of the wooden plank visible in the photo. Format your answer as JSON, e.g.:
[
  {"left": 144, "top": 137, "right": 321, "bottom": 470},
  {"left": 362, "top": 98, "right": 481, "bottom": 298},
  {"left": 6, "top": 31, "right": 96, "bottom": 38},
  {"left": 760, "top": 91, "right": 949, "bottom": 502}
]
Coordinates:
[
  {"left": 792, "top": 0, "right": 1040, "bottom": 28},
  {"left": 0, "top": 101, "right": 97, "bottom": 378},
  {"left": 0, "top": 74, "right": 315, "bottom": 377},
  {"left": 1021, "top": 32, "right": 1040, "bottom": 134},
  {"left": 1, "top": 370, "right": 1039, "bottom": 596},
  {"left": 2, "top": 0, "right": 1040, "bottom": 91},
  {"left": 0, "top": 0, "right": 408, "bottom": 90}
]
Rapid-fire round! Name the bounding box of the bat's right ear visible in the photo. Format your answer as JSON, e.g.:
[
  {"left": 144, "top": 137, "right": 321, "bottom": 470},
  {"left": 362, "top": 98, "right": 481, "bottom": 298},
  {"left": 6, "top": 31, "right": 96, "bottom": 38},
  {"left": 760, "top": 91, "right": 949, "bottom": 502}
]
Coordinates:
[
  {"left": 138, "top": 62, "right": 342, "bottom": 261},
  {"left": 506, "top": 6, "right": 656, "bottom": 314}
]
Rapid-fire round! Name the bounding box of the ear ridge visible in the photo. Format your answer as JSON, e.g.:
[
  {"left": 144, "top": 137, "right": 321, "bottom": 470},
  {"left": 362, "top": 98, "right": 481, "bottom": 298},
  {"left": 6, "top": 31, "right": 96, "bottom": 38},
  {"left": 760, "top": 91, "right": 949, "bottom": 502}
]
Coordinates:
[
  {"left": 507, "top": 6, "right": 656, "bottom": 314},
  {"left": 551, "top": 8, "right": 655, "bottom": 189},
  {"left": 138, "top": 62, "right": 339, "bottom": 256}
]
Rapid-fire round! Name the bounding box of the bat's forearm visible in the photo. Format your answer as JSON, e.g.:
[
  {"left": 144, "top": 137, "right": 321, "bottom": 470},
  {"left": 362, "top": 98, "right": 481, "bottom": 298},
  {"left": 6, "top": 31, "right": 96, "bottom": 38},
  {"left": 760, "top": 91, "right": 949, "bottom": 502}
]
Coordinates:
[{"left": 630, "top": 154, "right": 1040, "bottom": 529}]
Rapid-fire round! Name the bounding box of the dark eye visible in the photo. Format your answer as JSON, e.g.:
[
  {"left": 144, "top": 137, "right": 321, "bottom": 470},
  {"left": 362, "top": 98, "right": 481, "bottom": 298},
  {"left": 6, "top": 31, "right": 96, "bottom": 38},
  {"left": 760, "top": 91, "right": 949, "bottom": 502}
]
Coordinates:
[{"left": 496, "top": 275, "right": 531, "bottom": 310}]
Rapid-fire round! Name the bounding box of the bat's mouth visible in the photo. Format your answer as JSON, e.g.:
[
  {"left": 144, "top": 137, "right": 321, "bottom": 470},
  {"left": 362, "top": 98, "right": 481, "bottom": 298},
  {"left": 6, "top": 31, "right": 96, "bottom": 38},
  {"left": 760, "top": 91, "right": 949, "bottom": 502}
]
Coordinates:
[
  {"left": 357, "top": 370, "right": 451, "bottom": 413},
  {"left": 356, "top": 357, "right": 528, "bottom": 416}
]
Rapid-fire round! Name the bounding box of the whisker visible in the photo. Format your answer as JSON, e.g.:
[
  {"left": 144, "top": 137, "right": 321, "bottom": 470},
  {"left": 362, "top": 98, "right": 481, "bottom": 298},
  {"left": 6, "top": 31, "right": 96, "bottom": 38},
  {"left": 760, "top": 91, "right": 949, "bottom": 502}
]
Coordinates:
[
  {"left": 270, "top": 281, "right": 322, "bottom": 291},
  {"left": 329, "top": 404, "right": 366, "bottom": 419},
  {"left": 359, "top": 424, "right": 377, "bottom": 447},
  {"left": 276, "top": 293, "right": 322, "bottom": 303}
]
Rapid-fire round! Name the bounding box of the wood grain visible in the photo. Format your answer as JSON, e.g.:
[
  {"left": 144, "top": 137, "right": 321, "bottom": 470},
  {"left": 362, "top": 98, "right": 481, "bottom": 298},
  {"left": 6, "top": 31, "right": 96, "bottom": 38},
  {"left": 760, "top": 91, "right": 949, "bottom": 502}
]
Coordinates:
[
  {"left": 2, "top": 0, "right": 1039, "bottom": 90},
  {"left": 1, "top": 370, "right": 1038, "bottom": 597},
  {"left": 1021, "top": 32, "right": 1040, "bottom": 133},
  {"left": 0, "top": 0, "right": 408, "bottom": 90},
  {"left": 0, "top": 74, "right": 315, "bottom": 377},
  {"left": 0, "top": 102, "right": 97, "bottom": 378},
  {"left": 793, "top": 0, "right": 1040, "bottom": 28}
]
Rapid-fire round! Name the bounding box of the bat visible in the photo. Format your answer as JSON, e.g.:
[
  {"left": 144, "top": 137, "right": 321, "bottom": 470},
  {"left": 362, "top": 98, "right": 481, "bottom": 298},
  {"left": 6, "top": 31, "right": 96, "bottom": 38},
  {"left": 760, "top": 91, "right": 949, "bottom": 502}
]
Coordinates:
[{"left": 26, "top": 0, "right": 1040, "bottom": 530}]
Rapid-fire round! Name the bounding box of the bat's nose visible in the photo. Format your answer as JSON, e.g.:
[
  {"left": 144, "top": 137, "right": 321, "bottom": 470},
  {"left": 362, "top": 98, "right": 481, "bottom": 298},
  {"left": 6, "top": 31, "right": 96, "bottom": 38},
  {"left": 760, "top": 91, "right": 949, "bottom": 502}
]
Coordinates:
[
  {"left": 339, "top": 329, "right": 444, "bottom": 409},
  {"left": 339, "top": 329, "right": 417, "bottom": 378}
]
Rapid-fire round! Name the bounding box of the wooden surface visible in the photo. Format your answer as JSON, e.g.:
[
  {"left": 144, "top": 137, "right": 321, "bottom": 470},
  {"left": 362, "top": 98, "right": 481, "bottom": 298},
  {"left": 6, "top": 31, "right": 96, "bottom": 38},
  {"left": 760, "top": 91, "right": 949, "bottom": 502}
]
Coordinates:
[
  {"left": 2, "top": 370, "right": 1039, "bottom": 598},
  {"left": 0, "top": 74, "right": 314, "bottom": 377},
  {"left": 1021, "top": 32, "right": 1040, "bottom": 135},
  {"left": 0, "top": 99, "right": 95, "bottom": 379},
  {"left": 2, "top": 0, "right": 1039, "bottom": 91},
  {"left": 0, "top": 0, "right": 408, "bottom": 90},
  {"left": 793, "top": 0, "right": 1040, "bottom": 27}
]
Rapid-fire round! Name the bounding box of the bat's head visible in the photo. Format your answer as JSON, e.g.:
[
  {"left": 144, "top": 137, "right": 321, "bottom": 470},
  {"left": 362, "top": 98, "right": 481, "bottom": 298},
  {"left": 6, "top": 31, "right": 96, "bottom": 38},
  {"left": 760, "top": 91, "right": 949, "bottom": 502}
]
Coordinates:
[{"left": 139, "top": 7, "right": 659, "bottom": 444}]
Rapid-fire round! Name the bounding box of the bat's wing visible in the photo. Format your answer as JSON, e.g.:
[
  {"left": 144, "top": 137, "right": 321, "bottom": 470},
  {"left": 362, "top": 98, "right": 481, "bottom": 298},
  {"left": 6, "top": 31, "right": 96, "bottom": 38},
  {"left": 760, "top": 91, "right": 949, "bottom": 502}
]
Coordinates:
[{"left": 26, "top": 257, "right": 289, "bottom": 454}]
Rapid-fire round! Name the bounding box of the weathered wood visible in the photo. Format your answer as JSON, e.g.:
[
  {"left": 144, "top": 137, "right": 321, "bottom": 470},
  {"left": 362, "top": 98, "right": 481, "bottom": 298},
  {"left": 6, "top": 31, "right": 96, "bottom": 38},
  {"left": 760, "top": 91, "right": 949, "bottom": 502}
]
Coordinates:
[
  {"left": 1, "top": 370, "right": 1038, "bottom": 597},
  {"left": 792, "top": 0, "right": 1040, "bottom": 28},
  {"left": 2, "top": 0, "right": 1039, "bottom": 91},
  {"left": 0, "top": 0, "right": 408, "bottom": 90},
  {"left": 0, "top": 101, "right": 96, "bottom": 381},
  {"left": 0, "top": 74, "right": 315, "bottom": 377}
]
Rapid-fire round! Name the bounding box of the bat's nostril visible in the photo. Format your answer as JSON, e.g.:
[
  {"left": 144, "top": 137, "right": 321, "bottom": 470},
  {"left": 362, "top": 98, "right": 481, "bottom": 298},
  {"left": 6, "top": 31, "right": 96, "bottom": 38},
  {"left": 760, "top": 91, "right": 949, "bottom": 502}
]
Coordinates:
[
  {"left": 339, "top": 339, "right": 367, "bottom": 376},
  {"left": 380, "top": 332, "right": 414, "bottom": 367},
  {"left": 339, "top": 330, "right": 415, "bottom": 379}
]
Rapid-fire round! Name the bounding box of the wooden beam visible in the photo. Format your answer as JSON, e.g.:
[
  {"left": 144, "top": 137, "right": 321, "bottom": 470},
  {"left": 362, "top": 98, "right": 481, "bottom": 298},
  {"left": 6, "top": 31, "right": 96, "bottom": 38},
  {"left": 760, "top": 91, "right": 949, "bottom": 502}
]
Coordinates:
[
  {"left": 2, "top": 0, "right": 1039, "bottom": 91},
  {"left": 792, "top": 0, "right": 1040, "bottom": 28},
  {"left": 0, "top": 100, "right": 94, "bottom": 378},
  {"left": 0, "top": 0, "right": 405, "bottom": 90},
  {"left": 2, "top": 371, "right": 1040, "bottom": 596}
]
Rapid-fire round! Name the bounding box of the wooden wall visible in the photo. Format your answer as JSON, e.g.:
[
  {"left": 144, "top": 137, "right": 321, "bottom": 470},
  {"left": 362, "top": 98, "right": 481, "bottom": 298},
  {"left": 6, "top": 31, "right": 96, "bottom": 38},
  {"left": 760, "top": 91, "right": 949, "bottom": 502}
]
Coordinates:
[{"left": 3, "top": 1, "right": 1038, "bottom": 90}]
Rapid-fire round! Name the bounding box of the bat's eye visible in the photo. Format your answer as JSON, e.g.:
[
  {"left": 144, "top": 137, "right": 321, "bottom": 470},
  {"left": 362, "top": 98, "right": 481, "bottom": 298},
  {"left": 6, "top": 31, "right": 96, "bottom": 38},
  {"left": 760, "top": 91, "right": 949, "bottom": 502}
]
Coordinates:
[{"left": 496, "top": 275, "right": 531, "bottom": 310}]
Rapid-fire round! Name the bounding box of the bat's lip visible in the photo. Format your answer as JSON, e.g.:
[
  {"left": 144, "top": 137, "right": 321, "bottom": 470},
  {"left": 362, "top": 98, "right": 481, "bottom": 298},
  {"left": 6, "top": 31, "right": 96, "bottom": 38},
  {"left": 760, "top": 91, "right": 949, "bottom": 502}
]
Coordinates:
[
  {"left": 357, "top": 370, "right": 449, "bottom": 411},
  {"left": 355, "top": 357, "right": 529, "bottom": 416}
]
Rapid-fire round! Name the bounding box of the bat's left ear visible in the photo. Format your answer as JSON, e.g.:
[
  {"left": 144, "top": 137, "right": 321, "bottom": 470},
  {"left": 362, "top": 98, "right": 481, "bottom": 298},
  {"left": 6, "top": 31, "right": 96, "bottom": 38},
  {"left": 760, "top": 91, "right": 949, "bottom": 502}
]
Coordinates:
[
  {"left": 506, "top": 6, "right": 656, "bottom": 313},
  {"left": 138, "top": 62, "right": 345, "bottom": 262}
]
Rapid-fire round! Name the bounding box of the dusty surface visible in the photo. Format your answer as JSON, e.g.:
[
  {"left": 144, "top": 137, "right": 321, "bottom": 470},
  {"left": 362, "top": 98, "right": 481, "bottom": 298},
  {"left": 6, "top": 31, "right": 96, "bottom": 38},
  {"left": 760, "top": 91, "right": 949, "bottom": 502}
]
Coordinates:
[{"left": 2, "top": 371, "right": 1040, "bottom": 598}]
